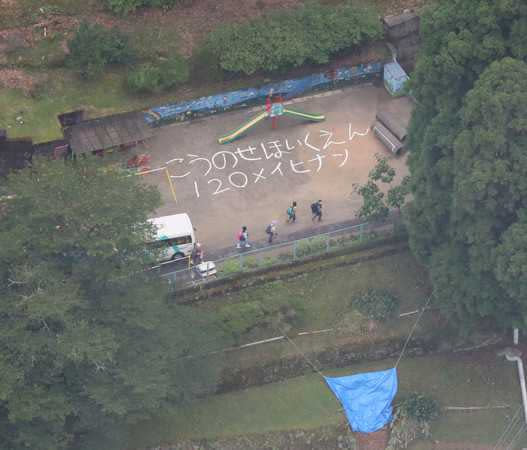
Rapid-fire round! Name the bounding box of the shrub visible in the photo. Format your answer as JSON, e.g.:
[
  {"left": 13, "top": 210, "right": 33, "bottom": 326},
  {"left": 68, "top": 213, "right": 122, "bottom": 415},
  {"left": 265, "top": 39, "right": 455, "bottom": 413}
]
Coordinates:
[
  {"left": 218, "top": 301, "right": 267, "bottom": 341},
  {"left": 387, "top": 394, "right": 439, "bottom": 449},
  {"left": 106, "top": 0, "right": 143, "bottom": 14},
  {"left": 67, "top": 22, "right": 134, "bottom": 78},
  {"left": 399, "top": 393, "right": 440, "bottom": 423},
  {"left": 295, "top": 236, "right": 327, "bottom": 258},
  {"left": 127, "top": 64, "right": 162, "bottom": 93},
  {"left": 207, "top": 1, "right": 382, "bottom": 75},
  {"left": 127, "top": 54, "right": 189, "bottom": 93},
  {"left": 105, "top": 0, "right": 195, "bottom": 14},
  {"left": 218, "top": 258, "right": 242, "bottom": 276},
  {"left": 351, "top": 289, "right": 399, "bottom": 320}
]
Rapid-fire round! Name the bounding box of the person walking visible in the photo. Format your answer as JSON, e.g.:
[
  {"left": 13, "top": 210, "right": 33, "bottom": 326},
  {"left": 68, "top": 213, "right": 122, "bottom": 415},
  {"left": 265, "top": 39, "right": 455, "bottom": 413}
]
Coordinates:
[
  {"left": 236, "top": 226, "right": 251, "bottom": 248},
  {"left": 311, "top": 200, "right": 322, "bottom": 222},
  {"left": 286, "top": 201, "right": 297, "bottom": 223},
  {"left": 266, "top": 220, "right": 278, "bottom": 244},
  {"left": 191, "top": 242, "right": 203, "bottom": 265}
]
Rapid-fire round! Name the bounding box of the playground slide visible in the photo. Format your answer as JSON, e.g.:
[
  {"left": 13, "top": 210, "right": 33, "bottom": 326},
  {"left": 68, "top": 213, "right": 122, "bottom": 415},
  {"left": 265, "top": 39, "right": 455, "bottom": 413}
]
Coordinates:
[
  {"left": 283, "top": 108, "right": 325, "bottom": 122},
  {"left": 218, "top": 111, "right": 269, "bottom": 144}
]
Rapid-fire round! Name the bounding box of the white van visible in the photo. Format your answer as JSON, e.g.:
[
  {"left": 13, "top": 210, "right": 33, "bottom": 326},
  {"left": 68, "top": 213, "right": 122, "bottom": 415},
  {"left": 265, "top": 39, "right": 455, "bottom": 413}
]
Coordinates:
[{"left": 148, "top": 213, "right": 195, "bottom": 262}]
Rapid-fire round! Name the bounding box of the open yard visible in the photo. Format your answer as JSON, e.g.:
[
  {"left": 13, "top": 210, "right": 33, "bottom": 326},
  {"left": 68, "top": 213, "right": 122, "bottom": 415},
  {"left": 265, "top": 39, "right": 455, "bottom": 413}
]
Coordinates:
[{"left": 145, "top": 84, "right": 413, "bottom": 251}]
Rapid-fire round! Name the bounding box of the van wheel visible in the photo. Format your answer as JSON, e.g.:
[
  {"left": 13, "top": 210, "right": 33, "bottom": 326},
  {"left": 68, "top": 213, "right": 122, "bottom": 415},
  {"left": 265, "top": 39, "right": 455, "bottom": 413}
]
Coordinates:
[{"left": 171, "top": 252, "right": 185, "bottom": 261}]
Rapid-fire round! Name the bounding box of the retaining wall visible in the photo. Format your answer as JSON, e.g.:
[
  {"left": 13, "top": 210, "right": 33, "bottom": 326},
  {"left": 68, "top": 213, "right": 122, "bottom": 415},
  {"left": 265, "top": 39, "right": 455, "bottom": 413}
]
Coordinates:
[{"left": 144, "top": 62, "right": 384, "bottom": 125}]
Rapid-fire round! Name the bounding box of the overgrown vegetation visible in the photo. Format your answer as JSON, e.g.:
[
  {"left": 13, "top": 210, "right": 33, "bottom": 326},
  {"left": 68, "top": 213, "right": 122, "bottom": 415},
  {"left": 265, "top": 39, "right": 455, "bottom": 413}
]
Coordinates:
[
  {"left": 206, "top": 1, "right": 382, "bottom": 75},
  {"left": 67, "top": 21, "right": 135, "bottom": 78},
  {"left": 405, "top": 0, "right": 527, "bottom": 327},
  {"left": 105, "top": 0, "right": 195, "bottom": 15},
  {"left": 351, "top": 289, "right": 400, "bottom": 320},
  {"left": 387, "top": 393, "right": 440, "bottom": 449},
  {"left": 127, "top": 54, "right": 190, "bottom": 93},
  {"left": 218, "top": 282, "right": 306, "bottom": 342}
]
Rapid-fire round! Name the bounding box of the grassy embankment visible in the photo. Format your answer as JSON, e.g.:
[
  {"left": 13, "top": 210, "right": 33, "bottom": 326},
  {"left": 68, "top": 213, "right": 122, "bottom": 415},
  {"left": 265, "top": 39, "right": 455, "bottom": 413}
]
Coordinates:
[
  {"left": 129, "top": 353, "right": 522, "bottom": 448},
  {"left": 127, "top": 248, "right": 522, "bottom": 448}
]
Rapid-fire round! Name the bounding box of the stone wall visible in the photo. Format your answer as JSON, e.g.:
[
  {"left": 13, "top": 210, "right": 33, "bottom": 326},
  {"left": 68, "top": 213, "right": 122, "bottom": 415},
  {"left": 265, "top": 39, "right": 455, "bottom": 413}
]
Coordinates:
[
  {"left": 217, "top": 336, "right": 433, "bottom": 394},
  {"left": 156, "top": 424, "right": 357, "bottom": 450}
]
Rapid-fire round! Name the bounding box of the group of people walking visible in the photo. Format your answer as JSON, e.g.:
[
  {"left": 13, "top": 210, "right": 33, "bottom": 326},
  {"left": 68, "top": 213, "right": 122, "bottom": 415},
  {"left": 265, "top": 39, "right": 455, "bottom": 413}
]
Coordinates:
[{"left": 236, "top": 200, "right": 323, "bottom": 248}]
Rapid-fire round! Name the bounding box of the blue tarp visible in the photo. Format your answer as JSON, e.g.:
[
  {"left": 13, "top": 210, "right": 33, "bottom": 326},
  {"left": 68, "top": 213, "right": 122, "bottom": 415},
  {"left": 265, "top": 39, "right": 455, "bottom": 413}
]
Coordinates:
[
  {"left": 144, "top": 62, "right": 383, "bottom": 125},
  {"left": 324, "top": 368, "right": 398, "bottom": 433}
]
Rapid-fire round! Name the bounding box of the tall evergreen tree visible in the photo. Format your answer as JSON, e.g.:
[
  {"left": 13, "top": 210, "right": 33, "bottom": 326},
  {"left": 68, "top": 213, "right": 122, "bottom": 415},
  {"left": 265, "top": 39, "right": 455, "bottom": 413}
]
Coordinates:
[
  {"left": 0, "top": 158, "right": 225, "bottom": 449},
  {"left": 406, "top": 0, "right": 527, "bottom": 326}
]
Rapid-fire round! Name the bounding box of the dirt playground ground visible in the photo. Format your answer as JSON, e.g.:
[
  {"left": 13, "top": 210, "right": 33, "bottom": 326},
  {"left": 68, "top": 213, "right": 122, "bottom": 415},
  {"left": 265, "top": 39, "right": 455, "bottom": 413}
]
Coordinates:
[{"left": 143, "top": 83, "right": 413, "bottom": 251}]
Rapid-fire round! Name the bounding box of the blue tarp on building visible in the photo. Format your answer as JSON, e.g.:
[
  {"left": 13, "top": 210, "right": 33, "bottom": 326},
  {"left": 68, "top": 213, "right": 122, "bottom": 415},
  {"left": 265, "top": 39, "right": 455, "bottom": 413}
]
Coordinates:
[
  {"left": 324, "top": 368, "right": 398, "bottom": 433},
  {"left": 144, "top": 62, "right": 383, "bottom": 125}
]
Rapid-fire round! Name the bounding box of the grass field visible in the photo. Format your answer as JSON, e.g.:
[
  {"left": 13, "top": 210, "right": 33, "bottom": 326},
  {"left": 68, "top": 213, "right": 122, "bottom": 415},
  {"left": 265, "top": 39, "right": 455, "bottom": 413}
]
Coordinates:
[
  {"left": 128, "top": 352, "right": 523, "bottom": 449},
  {"left": 197, "top": 249, "right": 432, "bottom": 368}
]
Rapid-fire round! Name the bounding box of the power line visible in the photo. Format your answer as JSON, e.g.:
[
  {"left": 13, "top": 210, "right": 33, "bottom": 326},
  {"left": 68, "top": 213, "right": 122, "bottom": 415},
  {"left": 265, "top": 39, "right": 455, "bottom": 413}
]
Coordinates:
[
  {"left": 494, "top": 405, "right": 522, "bottom": 450},
  {"left": 505, "top": 422, "right": 526, "bottom": 450},
  {"left": 395, "top": 295, "right": 433, "bottom": 368}
]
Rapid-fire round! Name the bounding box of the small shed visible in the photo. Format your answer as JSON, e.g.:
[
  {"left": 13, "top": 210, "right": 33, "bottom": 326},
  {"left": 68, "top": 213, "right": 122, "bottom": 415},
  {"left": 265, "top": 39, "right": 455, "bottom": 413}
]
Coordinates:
[
  {"left": 63, "top": 111, "right": 154, "bottom": 155},
  {"left": 383, "top": 62, "right": 410, "bottom": 96}
]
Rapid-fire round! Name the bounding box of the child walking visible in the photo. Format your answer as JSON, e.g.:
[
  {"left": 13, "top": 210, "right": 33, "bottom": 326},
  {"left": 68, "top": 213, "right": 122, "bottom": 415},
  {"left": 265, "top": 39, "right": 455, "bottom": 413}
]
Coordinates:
[
  {"left": 236, "top": 226, "right": 251, "bottom": 248},
  {"left": 286, "top": 201, "right": 297, "bottom": 223},
  {"left": 266, "top": 220, "right": 278, "bottom": 244}
]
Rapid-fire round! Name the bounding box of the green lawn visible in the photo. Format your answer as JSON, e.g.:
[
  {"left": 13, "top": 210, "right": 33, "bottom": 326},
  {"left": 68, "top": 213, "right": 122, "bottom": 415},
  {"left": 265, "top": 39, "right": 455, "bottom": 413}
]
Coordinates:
[
  {"left": 128, "top": 352, "right": 521, "bottom": 449},
  {"left": 0, "top": 70, "right": 151, "bottom": 143}
]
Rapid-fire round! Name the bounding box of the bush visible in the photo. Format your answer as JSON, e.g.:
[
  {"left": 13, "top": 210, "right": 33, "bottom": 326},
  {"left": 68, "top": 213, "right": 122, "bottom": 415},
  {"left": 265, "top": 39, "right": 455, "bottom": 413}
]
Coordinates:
[
  {"left": 218, "top": 258, "right": 242, "bottom": 276},
  {"left": 127, "top": 54, "right": 189, "bottom": 93},
  {"left": 67, "top": 22, "right": 134, "bottom": 78},
  {"left": 387, "top": 394, "right": 439, "bottom": 449},
  {"left": 219, "top": 301, "right": 267, "bottom": 341},
  {"left": 351, "top": 289, "right": 399, "bottom": 320},
  {"left": 207, "top": 1, "right": 382, "bottom": 75},
  {"left": 399, "top": 393, "right": 440, "bottom": 422},
  {"left": 295, "top": 236, "right": 327, "bottom": 258},
  {"left": 105, "top": 0, "right": 195, "bottom": 14}
]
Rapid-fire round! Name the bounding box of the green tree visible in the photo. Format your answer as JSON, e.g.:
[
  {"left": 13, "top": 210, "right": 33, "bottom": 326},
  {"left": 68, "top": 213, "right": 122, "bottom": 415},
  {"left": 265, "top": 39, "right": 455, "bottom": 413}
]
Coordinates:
[
  {"left": 67, "top": 22, "right": 134, "bottom": 78},
  {"left": 354, "top": 155, "right": 409, "bottom": 221},
  {"left": 405, "top": 0, "right": 527, "bottom": 327},
  {"left": 0, "top": 158, "right": 225, "bottom": 449}
]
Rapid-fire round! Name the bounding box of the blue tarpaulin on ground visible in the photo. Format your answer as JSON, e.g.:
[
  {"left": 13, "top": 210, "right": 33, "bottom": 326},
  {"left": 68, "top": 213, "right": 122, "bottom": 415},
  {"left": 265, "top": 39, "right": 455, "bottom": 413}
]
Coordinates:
[
  {"left": 144, "top": 62, "right": 383, "bottom": 125},
  {"left": 324, "top": 368, "right": 398, "bottom": 433}
]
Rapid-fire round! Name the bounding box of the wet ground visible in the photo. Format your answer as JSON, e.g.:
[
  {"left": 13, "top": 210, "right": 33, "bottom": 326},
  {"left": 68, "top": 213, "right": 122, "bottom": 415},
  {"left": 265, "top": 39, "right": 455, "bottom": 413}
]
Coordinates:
[{"left": 143, "top": 84, "right": 413, "bottom": 253}]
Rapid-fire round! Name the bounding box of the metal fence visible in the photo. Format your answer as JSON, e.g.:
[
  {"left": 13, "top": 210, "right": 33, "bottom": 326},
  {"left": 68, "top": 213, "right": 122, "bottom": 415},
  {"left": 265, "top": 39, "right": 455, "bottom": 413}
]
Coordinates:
[{"left": 159, "top": 218, "right": 401, "bottom": 291}]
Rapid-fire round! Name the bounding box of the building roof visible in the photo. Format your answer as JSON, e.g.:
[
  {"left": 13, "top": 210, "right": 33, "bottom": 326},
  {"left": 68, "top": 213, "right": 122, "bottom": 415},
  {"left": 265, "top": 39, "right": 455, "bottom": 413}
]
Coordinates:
[{"left": 63, "top": 111, "right": 154, "bottom": 154}]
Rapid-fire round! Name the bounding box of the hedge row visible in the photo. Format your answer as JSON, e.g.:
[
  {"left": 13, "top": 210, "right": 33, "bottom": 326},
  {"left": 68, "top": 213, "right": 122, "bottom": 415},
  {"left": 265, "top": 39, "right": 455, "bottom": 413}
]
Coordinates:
[{"left": 206, "top": 1, "right": 383, "bottom": 75}]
